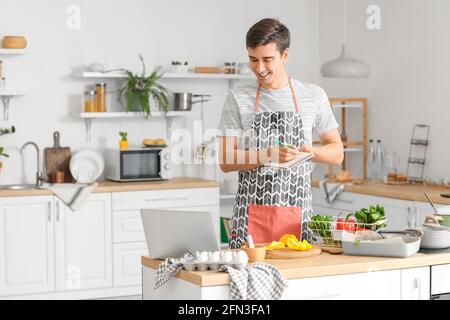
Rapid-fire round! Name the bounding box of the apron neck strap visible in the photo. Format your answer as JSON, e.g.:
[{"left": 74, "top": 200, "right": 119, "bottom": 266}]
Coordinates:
[{"left": 255, "top": 77, "right": 299, "bottom": 113}]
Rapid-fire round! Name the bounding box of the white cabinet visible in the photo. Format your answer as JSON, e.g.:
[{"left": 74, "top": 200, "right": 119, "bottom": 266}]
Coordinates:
[
  {"left": 54, "top": 194, "right": 112, "bottom": 291},
  {"left": 400, "top": 267, "right": 430, "bottom": 300},
  {"left": 282, "top": 270, "right": 401, "bottom": 300},
  {"left": 113, "top": 242, "right": 148, "bottom": 287},
  {"left": 431, "top": 264, "right": 450, "bottom": 295},
  {"left": 111, "top": 188, "right": 220, "bottom": 289},
  {"left": 0, "top": 196, "right": 55, "bottom": 296}
]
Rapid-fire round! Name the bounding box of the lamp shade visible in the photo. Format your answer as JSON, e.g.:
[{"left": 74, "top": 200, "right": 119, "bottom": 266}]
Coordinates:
[{"left": 321, "top": 44, "right": 370, "bottom": 78}]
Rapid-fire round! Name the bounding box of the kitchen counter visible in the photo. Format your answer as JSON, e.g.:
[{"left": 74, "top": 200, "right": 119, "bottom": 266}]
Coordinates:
[
  {"left": 141, "top": 252, "right": 450, "bottom": 287},
  {"left": 312, "top": 180, "right": 450, "bottom": 205},
  {"left": 0, "top": 177, "right": 219, "bottom": 197}
]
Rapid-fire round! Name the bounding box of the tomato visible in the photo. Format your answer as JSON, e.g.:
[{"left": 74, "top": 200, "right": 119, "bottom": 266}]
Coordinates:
[
  {"left": 343, "top": 213, "right": 357, "bottom": 233},
  {"left": 336, "top": 213, "right": 345, "bottom": 231}
]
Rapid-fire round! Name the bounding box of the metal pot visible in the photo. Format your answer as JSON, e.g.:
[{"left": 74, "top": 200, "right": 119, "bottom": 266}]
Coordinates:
[
  {"left": 420, "top": 217, "right": 450, "bottom": 249},
  {"left": 170, "top": 93, "right": 211, "bottom": 111}
]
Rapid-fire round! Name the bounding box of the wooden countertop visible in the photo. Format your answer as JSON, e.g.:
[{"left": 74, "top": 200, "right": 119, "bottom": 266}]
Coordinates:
[
  {"left": 312, "top": 180, "right": 450, "bottom": 205},
  {"left": 0, "top": 178, "right": 219, "bottom": 197},
  {"left": 142, "top": 252, "right": 450, "bottom": 287}
]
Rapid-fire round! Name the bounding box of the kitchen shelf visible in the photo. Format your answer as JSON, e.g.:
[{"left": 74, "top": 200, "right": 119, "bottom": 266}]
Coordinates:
[
  {"left": 77, "top": 71, "right": 254, "bottom": 80},
  {"left": 329, "top": 98, "right": 368, "bottom": 179},
  {"left": 0, "top": 48, "right": 28, "bottom": 55},
  {"left": 79, "top": 111, "right": 196, "bottom": 118},
  {"left": 76, "top": 111, "right": 197, "bottom": 143},
  {"left": 0, "top": 90, "right": 25, "bottom": 121},
  {"left": 75, "top": 71, "right": 254, "bottom": 88}
]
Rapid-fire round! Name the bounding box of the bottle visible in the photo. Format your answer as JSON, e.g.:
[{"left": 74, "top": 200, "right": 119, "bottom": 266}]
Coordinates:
[
  {"left": 368, "top": 139, "right": 376, "bottom": 179},
  {"left": 95, "top": 83, "right": 107, "bottom": 112},
  {"left": 375, "top": 139, "right": 384, "bottom": 180}
]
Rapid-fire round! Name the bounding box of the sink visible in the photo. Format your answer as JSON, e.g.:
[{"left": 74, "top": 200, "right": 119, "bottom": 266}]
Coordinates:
[{"left": 0, "top": 184, "right": 39, "bottom": 190}]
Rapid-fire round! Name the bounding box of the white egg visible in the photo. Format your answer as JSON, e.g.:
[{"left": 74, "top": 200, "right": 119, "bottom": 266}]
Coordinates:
[
  {"left": 198, "top": 251, "right": 208, "bottom": 263},
  {"left": 236, "top": 250, "right": 248, "bottom": 263},
  {"left": 211, "top": 251, "right": 221, "bottom": 263},
  {"left": 222, "top": 251, "right": 233, "bottom": 263}
]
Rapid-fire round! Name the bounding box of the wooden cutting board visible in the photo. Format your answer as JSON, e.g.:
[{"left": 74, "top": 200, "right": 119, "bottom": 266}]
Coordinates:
[
  {"left": 44, "top": 131, "right": 73, "bottom": 183},
  {"left": 265, "top": 246, "right": 322, "bottom": 259}
]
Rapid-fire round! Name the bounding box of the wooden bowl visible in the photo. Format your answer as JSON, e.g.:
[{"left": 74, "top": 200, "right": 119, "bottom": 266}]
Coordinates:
[{"left": 2, "top": 36, "right": 27, "bottom": 49}]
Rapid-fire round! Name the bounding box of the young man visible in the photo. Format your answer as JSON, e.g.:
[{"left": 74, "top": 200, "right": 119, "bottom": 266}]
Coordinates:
[{"left": 217, "top": 18, "right": 344, "bottom": 249}]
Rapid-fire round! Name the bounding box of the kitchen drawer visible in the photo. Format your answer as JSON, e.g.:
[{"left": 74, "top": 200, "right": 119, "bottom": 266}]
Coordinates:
[
  {"left": 113, "top": 205, "right": 220, "bottom": 244},
  {"left": 113, "top": 242, "right": 148, "bottom": 287},
  {"left": 112, "top": 187, "right": 219, "bottom": 211},
  {"left": 282, "top": 269, "right": 401, "bottom": 300},
  {"left": 432, "top": 264, "right": 450, "bottom": 295}
]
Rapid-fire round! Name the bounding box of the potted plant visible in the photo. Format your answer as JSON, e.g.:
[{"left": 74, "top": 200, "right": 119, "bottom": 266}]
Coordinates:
[
  {"left": 117, "top": 54, "right": 169, "bottom": 117},
  {"left": 119, "top": 131, "right": 128, "bottom": 150},
  {"left": 0, "top": 147, "right": 9, "bottom": 173}
]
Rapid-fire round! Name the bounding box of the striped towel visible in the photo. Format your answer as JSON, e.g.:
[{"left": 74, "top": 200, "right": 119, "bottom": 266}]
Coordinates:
[{"left": 46, "top": 182, "right": 97, "bottom": 211}]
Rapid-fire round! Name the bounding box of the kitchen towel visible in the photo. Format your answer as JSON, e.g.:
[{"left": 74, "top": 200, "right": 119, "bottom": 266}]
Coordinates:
[
  {"left": 154, "top": 252, "right": 194, "bottom": 289},
  {"left": 221, "top": 263, "right": 287, "bottom": 300},
  {"left": 46, "top": 182, "right": 97, "bottom": 211},
  {"left": 319, "top": 180, "right": 345, "bottom": 203},
  {"left": 154, "top": 255, "right": 288, "bottom": 300}
]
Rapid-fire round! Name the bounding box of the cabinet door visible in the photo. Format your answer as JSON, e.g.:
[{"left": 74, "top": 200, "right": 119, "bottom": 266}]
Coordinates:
[
  {"left": 0, "top": 196, "right": 55, "bottom": 296},
  {"left": 401, "top": 267, "right": 430, "bottom": 300},
  {"left": 381, "top": 199, "right": 415, "bottom": 231},
  {"left": 54, "top": 193, "right": 112, "bottom": 291},
  {"left": 113, "top": 242, "right": 148, "bottom": 287}
]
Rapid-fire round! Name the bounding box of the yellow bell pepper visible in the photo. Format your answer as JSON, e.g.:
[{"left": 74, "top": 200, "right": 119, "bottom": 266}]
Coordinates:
[
  {"left": 265, "top": 241, "right": 285, "bottom": 251},
  {"left": 280, "top": 234, "right": 299, "bottom": 245}
]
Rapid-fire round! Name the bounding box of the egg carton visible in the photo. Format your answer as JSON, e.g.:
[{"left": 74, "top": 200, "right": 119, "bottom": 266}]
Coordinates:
[{"left": 180, "top": 250, "right": 248, "bottom": 272}]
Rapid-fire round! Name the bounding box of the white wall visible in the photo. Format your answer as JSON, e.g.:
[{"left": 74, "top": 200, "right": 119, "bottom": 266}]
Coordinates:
[
  {"left": 0, "top": 0, "right": 319, "bottom": 184},
  {"left": 318, "top": 0, "right": 450, "bottom": 180}
]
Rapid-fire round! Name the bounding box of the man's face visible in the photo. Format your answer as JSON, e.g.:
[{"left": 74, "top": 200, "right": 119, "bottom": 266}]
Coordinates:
[{"left": 248, "top": 43, "right": 288, "bottom": 87}]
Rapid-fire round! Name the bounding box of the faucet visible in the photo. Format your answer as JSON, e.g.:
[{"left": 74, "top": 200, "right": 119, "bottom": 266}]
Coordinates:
[{"left": 20, "top": 141, "right": 45, "bottom": 187}]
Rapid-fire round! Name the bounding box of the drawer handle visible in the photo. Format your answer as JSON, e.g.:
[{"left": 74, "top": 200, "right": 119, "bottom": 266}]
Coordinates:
[{"left": 145, "top": 195, "right": 189, "bottom": 202}]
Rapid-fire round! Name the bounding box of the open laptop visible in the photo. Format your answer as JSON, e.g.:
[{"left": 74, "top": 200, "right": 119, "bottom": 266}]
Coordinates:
[{"left": 141, "top": 209, "right": 220, "bottom": 259}]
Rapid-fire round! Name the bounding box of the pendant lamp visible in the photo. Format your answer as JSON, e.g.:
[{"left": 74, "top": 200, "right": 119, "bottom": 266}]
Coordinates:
[{"left": 321, "top": 0, "right": 370, "bottom": 78}]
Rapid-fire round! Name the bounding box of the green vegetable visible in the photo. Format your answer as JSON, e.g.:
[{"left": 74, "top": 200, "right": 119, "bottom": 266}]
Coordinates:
[
  {"left": 310, "top": 215, "right": 339, "bottom": 246},
  {"left": 354, "top": 205, "right": 386, "bottom": 231}
]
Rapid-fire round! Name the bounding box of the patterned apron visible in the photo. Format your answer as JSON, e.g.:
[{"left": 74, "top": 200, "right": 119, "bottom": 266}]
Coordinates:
[{"left": 229, "top": 79, "right": 314, "bottom": 249}]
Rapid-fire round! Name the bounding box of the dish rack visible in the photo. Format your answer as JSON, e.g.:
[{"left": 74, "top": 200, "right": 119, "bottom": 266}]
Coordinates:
[{"left": 309, "top": 218, "right": 387, "bottom": 248}]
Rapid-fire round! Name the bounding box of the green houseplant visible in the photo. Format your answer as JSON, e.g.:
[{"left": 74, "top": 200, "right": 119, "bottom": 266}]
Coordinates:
[
  {"left": 117, "top": 54, "right": 169, "bottom": 117},
  {"left": 0, "top": 147, "right": 9, "bottom": 172},
  {"left": 119, "top": 131, "right": 128, "bottom": 150}
]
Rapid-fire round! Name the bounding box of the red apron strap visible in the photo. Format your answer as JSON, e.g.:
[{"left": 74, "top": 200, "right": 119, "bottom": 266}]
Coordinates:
[
  {"left": 254, "top": 78, "right": 300, "bottom": 112},
  {"left": 254, "top": 82, "right": 261, "bottom": 112},
  {"left": 288, "top": 78, "right": 300, "bottom": 113}
]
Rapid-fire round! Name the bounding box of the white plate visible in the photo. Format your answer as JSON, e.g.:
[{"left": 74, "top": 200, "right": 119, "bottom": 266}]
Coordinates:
[{"left": 70, "top": 149, "right": 104, "bottom": 183}]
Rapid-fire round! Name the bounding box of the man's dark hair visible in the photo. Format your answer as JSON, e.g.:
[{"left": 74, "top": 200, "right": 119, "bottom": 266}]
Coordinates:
[{"left": 246, "top": 18, "right": 290, "bottom": 55}]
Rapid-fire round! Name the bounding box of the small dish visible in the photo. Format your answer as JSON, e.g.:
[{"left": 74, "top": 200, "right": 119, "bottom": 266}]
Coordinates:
[{"left": 70, "top": 149, "right": 104, "bottom": 183}]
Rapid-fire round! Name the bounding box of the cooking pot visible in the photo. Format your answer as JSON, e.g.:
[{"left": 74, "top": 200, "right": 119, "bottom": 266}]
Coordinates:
[
  {"left": 170, "top": 93, "right": 211, "bottom": 111},
  {"left": 420, "top": 216, "right": 450, "bottom": 249}
]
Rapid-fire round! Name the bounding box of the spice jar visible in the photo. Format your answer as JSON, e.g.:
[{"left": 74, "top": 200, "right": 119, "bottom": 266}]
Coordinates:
[
  {"left": 224, "top": 62, "right": 232, "bottom": 74},
  {"left": 83, "top": 90, "right": 96, "bottom": 112},
  {"left": 95, "top": 83, "right": 107, "bottom": 112}
]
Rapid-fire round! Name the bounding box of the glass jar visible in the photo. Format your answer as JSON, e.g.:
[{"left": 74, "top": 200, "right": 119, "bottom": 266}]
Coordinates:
[
  {"left": 83, "top": 90, "right": 96, "bottom": 112},
  {"left": 224, "top": 62, "right": 232, "bottom": 74},
  {"left": 95, "top": 83, "right": 107, "bottom": 112}
]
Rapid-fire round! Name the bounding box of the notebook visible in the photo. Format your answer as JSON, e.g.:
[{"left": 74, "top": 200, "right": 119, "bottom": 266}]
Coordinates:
[{"left": 264, "top": 152, "right": 314, "bottom": 169}]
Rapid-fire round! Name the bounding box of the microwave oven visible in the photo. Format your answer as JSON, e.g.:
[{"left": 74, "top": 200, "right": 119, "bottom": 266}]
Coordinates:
[{"left": 105, "top": 147, "right": 172, "bottom": 182}]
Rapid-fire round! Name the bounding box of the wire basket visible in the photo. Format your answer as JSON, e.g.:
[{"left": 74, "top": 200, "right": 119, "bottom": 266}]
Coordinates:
[{"left": 309, "top": 218, "right": 387, "bottom": 248}]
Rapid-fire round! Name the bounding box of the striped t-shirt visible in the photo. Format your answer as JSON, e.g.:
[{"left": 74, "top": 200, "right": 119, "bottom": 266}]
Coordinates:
[{"left": 217, "top": 79, "right": 339, "bottom": 147}]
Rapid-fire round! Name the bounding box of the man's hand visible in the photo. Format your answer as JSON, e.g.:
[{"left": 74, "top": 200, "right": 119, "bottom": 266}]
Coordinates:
[{"left": 261, "top": 146, "right": 299, "bottom": 164}]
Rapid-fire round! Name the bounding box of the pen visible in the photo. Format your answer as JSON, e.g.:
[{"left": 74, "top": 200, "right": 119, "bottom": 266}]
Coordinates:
[{"left": 274, "top": 139, "right": 297, "bottom": 150}]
